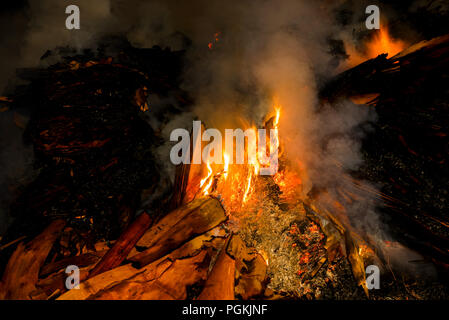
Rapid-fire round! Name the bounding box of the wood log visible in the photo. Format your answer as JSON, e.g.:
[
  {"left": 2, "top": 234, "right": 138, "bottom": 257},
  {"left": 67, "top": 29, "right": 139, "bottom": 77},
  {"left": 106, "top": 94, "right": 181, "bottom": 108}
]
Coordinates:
[
  {"left": 227, "top": 234, "right": 268, "bottom": 300},
  {"left": 234, "top": 254, "right": 267, "bottom": 300},
  {"left": 58, "top": 229, "right": 226, "bottom": 300},
  {"left": 35, "top": 264, "right": 94, "bottom": 299},
  {"left": 93, "top": 251, "right": 209, "bottom": 300},
  {"left": 88, "top": 212, "right": 153, "bottom": 278},
  {"left": 197, "top": 237, "right": 235, "bottom": 300},
  {"left": 39, "top": 250, "right": 106, "bottom": 278},
  {"left": 0, "top": 219, "right": 66, "bottom": 300},
  {"left": 129, "top": 197, "right": 227, "bottom": 268},
  {"left": 57, "top": 263, "right": 145, "bottom": 300}
]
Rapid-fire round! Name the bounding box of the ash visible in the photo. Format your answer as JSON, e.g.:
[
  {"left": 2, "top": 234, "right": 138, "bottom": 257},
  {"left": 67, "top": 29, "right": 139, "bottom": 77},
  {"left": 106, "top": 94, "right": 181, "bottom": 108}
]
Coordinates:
[{"left": 234, "top": 176, "right": 362, "bottom": 299}]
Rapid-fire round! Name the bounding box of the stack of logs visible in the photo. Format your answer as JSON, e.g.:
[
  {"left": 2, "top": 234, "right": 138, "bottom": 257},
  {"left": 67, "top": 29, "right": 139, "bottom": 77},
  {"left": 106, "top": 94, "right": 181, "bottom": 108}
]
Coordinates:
[
  {"left": 320, "top": 33, "right": 449, "bottom": 271},
  {"left": 0, "top": 197, "right": 270, "bottom": 300}
]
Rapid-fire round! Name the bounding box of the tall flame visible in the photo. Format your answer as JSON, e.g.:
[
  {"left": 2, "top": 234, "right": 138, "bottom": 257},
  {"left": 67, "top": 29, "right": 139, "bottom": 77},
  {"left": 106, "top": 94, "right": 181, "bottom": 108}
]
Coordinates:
[{"left": 198, "top": 104, "right": 282, "bottom": 211}]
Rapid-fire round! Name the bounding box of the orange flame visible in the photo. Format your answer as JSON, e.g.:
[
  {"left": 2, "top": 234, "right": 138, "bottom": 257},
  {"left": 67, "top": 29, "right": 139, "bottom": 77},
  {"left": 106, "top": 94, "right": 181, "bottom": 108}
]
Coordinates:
[
  {"left": 223, "top": 153, "right": 230, "bottom": 179},
  {"left": 200, "top": 161, "right": 214, "bottom": 195},
  {"left": 242, "top": 168, "right": 254, "bottom": 204},
  {"left": 366, "top": 26, "right": 405, "bottom": 58},
  {"left": 274, "top": 108, "right": 280, "bottom": 127},
  {"left": 345, "top": 25, "right": 407, "bottom": 69},
  {"left": 198, "top": 103, "right": 283, "bottom": 211}
]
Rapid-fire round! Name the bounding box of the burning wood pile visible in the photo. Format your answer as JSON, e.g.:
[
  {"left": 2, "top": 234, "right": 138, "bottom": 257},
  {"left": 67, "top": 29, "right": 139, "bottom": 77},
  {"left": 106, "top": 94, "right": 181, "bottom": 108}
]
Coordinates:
[
  {"left": 321, "top": 33, "right": 449, "bottom": 273},
  {"left": 0, "top": 195, "right": 367, "bottom": 300},
  {"left": 1, "top": 31, "right": 449, "bottom": 300}
]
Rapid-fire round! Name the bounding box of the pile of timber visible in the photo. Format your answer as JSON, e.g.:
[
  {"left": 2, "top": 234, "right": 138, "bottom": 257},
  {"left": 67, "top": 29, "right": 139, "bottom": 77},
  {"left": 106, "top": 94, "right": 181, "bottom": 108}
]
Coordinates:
[
  {"left": 319, "top": 33, "right": 449, "bottom": 272},
  {"left": 0, "top": 39, "right": 189, "bottom": 250},
  {"left": 0, "top": 197, "right": 270, "bottom": 300}
]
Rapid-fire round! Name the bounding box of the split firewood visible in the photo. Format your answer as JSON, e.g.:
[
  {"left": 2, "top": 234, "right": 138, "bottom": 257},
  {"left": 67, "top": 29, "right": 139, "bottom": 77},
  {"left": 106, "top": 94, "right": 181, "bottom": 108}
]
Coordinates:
[
  {"left": 234, "top": 254, "right": 268, "bottom": 300},
  {"left": 36, "top": 263, "right": 95, "bottom": 299},
  {"left": 197, "top": 238, "right": 235, "bottom": 300},
  {"left": 39, "top": 250, "right": 106, "bottom": 278},
  {"left": 57, "top": 263, "right": 146, "bottom": 300},
  {"left": 0, "top": 219, "right": 66, "bottom": 300},
  {"left": 165, "top": 226, "right": 227, "bottom": 261},
  {"left": 88, "top": 212, "right": 154, "bottom": 278},
  {"left": 129, "top": 197, "right": 227, "bottom": 268},
  {"left": 58, "top": 227, "right": 227, "bottom": 300},
  {"left": 92, "top": 251, "right": 210, "bottom": 300},
  {"left": 226, "top": 234, "right": 256, "bottom": 263},
  {"left": 227, "top": 234, "right": 268, "bottom": 300}
]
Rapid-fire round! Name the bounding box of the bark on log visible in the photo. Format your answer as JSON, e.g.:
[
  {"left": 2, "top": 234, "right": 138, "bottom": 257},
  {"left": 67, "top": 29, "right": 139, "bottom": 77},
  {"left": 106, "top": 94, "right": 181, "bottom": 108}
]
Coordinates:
[
  {"left": 57, "top": 263, "right": 145, "bottom": 300},
  {"left": 0, "top": 219, "right": 66, "bottom": 300},
  {"left": 93, "top": 251, "right": 209, "bottom": 300},
  {"left": 88, "top": 212, "right": 153, "bottom": 278},
  {"left": 234, "top": 254, "right": 267, "bottom": 300},
  {"left": 40, "top": 251, "right": 105, "bottom": 278},
  {"left": 36, "top": 264, "right": 94, "bottom": 299},
  {"left": 197, "top": 237, "right": 235, "bottom": 300},
  {"left": 129, "top": 197, "right": 227, "bottom": 268},
  {"left": 58, "top": 229, "right": 226, "bottom": 300}
]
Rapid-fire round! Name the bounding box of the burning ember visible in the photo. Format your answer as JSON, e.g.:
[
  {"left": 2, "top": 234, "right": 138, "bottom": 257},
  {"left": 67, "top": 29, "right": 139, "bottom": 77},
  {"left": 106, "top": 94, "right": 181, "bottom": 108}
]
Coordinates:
[{"left": 208, "top": 32, "right": 221, "bottom": 50}]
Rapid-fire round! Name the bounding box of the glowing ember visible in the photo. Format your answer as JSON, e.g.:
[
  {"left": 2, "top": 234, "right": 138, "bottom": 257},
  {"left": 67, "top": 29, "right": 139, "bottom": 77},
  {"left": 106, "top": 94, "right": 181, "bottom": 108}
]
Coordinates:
[{"left": 208, "top": 32, "right": 221, "bottom": 50}]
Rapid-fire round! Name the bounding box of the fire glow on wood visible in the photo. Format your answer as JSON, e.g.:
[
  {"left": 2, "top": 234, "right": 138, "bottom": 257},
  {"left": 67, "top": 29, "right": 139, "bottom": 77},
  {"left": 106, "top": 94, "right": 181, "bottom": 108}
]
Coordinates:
[{"left": 0, "top": 1, "right": 448, "bottom": 303}]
